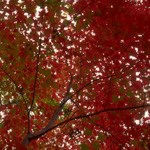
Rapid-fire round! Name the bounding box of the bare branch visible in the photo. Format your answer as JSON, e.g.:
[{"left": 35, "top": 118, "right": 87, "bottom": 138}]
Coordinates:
[
  {"left": 23, "top": 103, "right": 150, "bottom": 145},
  {"left": 22, "top": 75, "right": 73, "bottom": 145},
  {"left": 27, "top": 39, "right": 42, "bottom": 134},
  {"left": 52, "top": 104, "right": 150, "bottom": 130},
  {"left": 29, "top": 39, "right": 42, "bottom": 112}
]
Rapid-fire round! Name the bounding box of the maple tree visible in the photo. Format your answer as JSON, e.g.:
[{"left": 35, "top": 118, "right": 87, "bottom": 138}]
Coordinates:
[{"left": 0, "top": 0, "right": 150, "bottom": 149}]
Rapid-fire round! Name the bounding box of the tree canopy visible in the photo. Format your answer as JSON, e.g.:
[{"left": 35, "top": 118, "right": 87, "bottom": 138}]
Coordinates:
[{"left": 0, "top": 0, "right": 150, "bottom": 149}]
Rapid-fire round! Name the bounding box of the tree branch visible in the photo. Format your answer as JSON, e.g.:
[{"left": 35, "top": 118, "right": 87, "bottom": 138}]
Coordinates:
[
  {"left": 52, "top": 104, "right": 150, "bottom": 130},
  {"left": 27, "top": 39, "right": 42, "bottom": 134},
  {"left": 29, "top": 40, "right": 42, "bottom": 112},
  {"left": 21, "top": 74, "right": 117, "bottom": 145},
  {"left": 22, "top": 103, "right": 150, "bottom": 145},
  {"left": 22, "top": 75, "right": 73, "bottom": 145},
  {"left": 67, "top": 97, "right": 128, "bottom": 149}
]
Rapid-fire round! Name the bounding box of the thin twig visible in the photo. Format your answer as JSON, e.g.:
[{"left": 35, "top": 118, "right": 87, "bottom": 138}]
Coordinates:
[
  {"left": 29, "top": 40, "right": 42, "bottom": 112},
  {"left": 49, "top": 103, "right": 150, "bottom": 132},
  {"left": 69, "top": 97, "right": 127, "bottom": 149},
  {"left": 70, "top": 74, "right": 115, "bottom": 99},
  {"left": 90, "top": 120, "right": 127, "bottom": 149},
  {"left": 27, "top": 39, "right": 42, "bottom": 134},
  {"left": 0, "top": 67, "right": 28, "bottom": 111}
]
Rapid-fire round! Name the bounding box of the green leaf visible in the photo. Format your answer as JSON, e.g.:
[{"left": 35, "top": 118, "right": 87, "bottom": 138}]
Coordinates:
[
  {"left": 126, "top": 90, "right": 133, "bottom": 97},
  {"left": 91, "top": 116, "right": 99, "bottom": 122},
  {"left": 131, "top": 139, "right": 139, "bottom": 147},
  {"left": 42, "top": 98, "right": 59, "bottom": 106},
  {"left": 72, "top": 84, "right": 78, "bottom": 91},
  {"left": 98, "top": 132, "right": 106, "bottom": 141},
  {"left": 42, "top": 69, "right": 51, "bottom": 76},
  {"left": 93, "top": 141, "right": 100, "bottom": 150},
  {"left": 80, "top": 143, "right": 89, "bottom": 150},
  {"left": 119, "top": 87, "right": 125, "bottom": 93},
  {"left": 68, "top": 5, "right": 74, "bottom": 14},
  {"left": 0, "top": 123, "right": 3, "bottom": 128},
  {"left": 112, "top": 95, "right": 119, "bottom": 103},
  {"left": 85, "top": 128, "right": 92, "bottom": 136},
  {"left": 47, "top": 0, "right": 53, "bottom": 3}
]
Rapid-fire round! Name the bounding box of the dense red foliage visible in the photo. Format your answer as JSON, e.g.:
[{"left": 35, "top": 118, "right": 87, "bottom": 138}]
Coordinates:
[{"left": 0, "top": 0, "right": 150, "bottom": 149}]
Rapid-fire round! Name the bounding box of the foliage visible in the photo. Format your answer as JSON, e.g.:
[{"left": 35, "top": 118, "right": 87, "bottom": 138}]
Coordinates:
[{"left": 0, "top": 0, "right": 150, "bottom": 149}]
